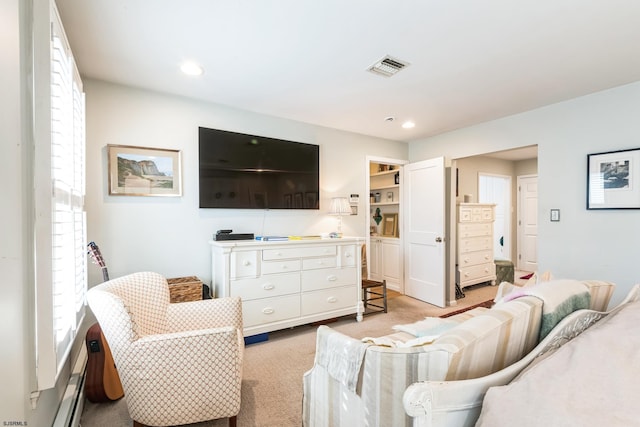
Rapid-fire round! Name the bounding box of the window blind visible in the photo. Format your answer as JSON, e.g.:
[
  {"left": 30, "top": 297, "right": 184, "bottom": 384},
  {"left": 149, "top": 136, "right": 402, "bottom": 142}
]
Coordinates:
[{"left": 36, "top": 4, "right": 87, "bottom": 390}]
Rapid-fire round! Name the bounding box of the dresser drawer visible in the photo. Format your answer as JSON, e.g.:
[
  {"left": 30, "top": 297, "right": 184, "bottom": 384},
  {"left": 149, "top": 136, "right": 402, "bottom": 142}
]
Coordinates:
[
  {"left": 231, "top": 251, "right": 259, "bottom": 279},
  {"left": 458, "top": 206, "right": 473, "bottom": 222},
  {"left": 458, "top": 250, "right": 493, "bottom": 268},
  {"left": 302, "top": 256, "right": 337, "bottom": 270},
  {"left": 458, "top": 236, "right": 493, "bottom": 254},
  {"left": 301, "top": 286, "right": 357, "bottom": 316},
  {"left": 458, "top": 222, "right": 492, "bottom": 238},
  {"left": 301, "top": 267, "right": 357, "bottom": 292},
  {"left": 458, "top": 205, "right": 494, "bottom": 222},
  {"left": 458, "top": 263, "right": 496, "bottom": 284},
  {"left": 261, "top": 259, "right": 301, "bottom": 275},
  {"left": 242, "top": 294, "right": 301, "bottom": 328},
  {"left": 263, "top": 245, "right": 336, "bottom": 260},
  {"left": 340, "top": 245, "right": 358, "bottom": 267},
  {"left": 231, "top": 273, "right": 300, "bottom": 301},
  {"left": 479, "top": 207, "right": 494, "bottom": 221}
]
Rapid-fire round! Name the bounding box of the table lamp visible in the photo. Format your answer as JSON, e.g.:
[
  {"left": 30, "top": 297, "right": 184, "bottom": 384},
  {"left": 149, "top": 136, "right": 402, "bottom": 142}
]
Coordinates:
[{"left": 328, "top": 197, "right": 352, "bottom": 237}]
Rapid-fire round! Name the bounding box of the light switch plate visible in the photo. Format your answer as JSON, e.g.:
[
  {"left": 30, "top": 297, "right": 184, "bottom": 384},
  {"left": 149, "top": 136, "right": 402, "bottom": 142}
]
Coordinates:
[{"left": 550, "top": 209, "right": 560, "bottom": 222}]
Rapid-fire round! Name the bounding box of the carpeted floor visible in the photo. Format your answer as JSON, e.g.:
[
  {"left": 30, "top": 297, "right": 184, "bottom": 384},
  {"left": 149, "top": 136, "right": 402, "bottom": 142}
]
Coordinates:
[{"left": 80, "top": 283, "right": 500, "bottom": 427}]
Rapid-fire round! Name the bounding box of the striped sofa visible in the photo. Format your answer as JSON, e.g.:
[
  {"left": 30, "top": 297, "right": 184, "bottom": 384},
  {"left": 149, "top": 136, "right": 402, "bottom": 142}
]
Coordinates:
[{"left": 302, "top": 279, "right": 614, "bottom": 427}]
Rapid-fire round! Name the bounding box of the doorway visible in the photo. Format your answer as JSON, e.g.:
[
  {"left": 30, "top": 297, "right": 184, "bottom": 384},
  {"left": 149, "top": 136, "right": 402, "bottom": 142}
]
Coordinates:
[{"left": 453, "top": 145, "right": 538, "bottom": 300}]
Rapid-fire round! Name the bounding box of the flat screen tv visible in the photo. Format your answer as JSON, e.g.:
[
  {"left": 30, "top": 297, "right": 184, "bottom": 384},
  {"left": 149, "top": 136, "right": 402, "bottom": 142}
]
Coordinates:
[{"left": 199, "top": 127, "right": 320, "bottom": 209}]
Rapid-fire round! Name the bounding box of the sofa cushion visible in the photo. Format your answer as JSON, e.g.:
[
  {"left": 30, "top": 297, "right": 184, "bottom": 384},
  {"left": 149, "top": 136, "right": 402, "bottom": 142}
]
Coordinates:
[
  {"left": 582, "top": 280, "right": 616, "bottom": 311},
  {"left": 434, "top": 295, "right": 542, "bottom": 380},
  {"left": 392, "top": 317, "right": 459, "bottom": 338},
  {"left": 363, "top": 308, "right": 490, "bottom": 348}
]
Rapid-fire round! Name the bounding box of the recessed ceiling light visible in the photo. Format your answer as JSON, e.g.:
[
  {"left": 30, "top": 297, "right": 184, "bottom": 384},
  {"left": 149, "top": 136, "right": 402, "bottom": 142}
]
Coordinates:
[
  {"left": 180, "top": 61, "right": 204, "bottom": 76},
  {"left": 402, "top": 121, "right": 415, "bottom": 129}
]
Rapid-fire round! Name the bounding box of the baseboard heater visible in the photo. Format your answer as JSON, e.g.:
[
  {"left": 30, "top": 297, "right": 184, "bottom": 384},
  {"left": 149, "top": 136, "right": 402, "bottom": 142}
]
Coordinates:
[{"left": 53, "top": 345, "right": 87, "bottom": 427}]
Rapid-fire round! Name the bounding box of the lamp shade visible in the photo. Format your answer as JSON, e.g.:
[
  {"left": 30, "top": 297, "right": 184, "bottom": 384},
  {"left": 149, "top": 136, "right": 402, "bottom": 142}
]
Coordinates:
[{"left": 328, "top": 197, "right": 352, "bottom": 215}]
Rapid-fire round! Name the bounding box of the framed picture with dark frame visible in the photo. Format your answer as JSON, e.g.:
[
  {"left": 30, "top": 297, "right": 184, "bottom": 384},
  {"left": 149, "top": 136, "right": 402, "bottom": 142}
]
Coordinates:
[
  {"left": 108, "top": 144, "right": 182, "bottom": 196},
  {"left": 587, "top": 147, "right": 640, "bottom": 209}
]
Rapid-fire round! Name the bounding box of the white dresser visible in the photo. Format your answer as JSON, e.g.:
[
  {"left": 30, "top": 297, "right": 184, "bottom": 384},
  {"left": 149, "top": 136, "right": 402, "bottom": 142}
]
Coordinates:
[
  {"left": 456, "top": 203, "right": 497, "bottom": 289},
  {"left": 210, "top": 237, "right": 364, "bottom": 335}
]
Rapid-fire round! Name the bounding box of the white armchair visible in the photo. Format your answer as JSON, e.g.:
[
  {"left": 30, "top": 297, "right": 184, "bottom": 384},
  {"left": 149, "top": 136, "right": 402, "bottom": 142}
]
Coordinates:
[{"left": 87, "top": 272, "right": 244, "bottom": 427}]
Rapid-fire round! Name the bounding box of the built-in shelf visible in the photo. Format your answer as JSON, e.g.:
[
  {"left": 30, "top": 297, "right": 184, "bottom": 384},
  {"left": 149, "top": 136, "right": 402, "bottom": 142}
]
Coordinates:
[
  {"left": 371, "top": 169, "right": 399, "bottom": 177},
  {"left": 369, "top": 235, "right": 400, "bottom": 240},
  {"left": 371, "top": 184, "right": 400, "bottom": 191},
  {"left": 371, "top": 202, "right": 399, "bottom": 206}
]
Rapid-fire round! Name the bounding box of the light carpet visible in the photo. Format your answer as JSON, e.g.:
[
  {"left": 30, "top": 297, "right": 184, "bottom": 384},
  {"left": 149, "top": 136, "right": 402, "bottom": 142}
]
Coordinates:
[{"left": 80, "top": 284, "right": 498, "bottom": 427}]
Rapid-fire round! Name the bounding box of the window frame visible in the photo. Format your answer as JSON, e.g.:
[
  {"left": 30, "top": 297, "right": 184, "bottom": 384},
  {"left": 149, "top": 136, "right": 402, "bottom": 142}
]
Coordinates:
[{"left": 33, "top": 2, "right": 87, "bottom": 391}]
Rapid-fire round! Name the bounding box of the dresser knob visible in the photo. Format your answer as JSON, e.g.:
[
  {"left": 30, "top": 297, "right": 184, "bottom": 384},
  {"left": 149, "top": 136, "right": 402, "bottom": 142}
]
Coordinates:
[
  {"left": 243, "top": 260, "right": 250, "bottom": 266},
  {"left": 262, "top": 283, "right": 274, "bottom": 290},
  {"left": 262, "top": 307, "right": 275, "bottom": 315},
  {"left": 327, "top": 275, "right": 337, "bottom": 281},
  {"left": 327, "top": 296, "right": 337, "bottom": 303}
]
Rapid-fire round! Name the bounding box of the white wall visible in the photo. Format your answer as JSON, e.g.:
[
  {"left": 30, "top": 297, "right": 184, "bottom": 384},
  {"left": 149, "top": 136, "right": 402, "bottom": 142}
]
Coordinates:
[
  {"left": 84, "top": 79, "right": 408, "bottom": 287},
  {"left": 0, "top": 0, "right": 30, "bottom": 423},
  {"left": 410, "top": 81, "right": 640, "bottom": 306},
  {"left": 1, "top": 1, "right": 80, "bottom": 425}
]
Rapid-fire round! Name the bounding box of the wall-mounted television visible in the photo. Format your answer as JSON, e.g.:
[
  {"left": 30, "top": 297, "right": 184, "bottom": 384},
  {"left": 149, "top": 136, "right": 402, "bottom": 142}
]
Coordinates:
[{"left": 199, "top": 127, "right": 320, "bottom": 209}]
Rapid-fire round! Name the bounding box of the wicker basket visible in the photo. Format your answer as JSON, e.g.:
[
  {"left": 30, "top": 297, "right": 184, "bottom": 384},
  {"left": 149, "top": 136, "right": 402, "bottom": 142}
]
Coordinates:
[{"left": 167, "top": 276, "right": 203, "bottom": 303}]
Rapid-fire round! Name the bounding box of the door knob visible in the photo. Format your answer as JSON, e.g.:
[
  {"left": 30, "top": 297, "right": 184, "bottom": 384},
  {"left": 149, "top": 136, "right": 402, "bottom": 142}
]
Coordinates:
[{"left": 435, "top": 237, "right": 443, "bottom": 242}]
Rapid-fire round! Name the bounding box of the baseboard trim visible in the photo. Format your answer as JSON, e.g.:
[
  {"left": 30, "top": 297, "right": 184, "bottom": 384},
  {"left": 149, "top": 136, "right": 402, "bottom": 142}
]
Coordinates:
[{"left": 53, "top": 345, "right": 87, "bottom": 427}]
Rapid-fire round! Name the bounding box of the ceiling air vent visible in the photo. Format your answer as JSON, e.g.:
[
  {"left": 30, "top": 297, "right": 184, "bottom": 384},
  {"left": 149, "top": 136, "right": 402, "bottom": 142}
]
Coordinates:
[{"left": 367, "top": 55, "right": 410, "bottom": 77}]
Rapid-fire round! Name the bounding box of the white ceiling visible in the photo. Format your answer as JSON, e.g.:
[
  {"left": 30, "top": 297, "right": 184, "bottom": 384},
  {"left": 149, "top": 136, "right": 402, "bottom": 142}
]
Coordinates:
[{"left": 55, "top": 0, "right": 640, "bottom": 143}]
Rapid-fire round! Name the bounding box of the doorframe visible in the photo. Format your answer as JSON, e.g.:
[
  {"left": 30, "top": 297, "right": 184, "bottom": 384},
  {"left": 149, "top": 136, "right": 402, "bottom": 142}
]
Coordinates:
[
  {"left": 449, "top": 146, "right": 537, "bottom": 305},
  {"left": 364, "top": 155, "right": 407, "bottom": 290}
]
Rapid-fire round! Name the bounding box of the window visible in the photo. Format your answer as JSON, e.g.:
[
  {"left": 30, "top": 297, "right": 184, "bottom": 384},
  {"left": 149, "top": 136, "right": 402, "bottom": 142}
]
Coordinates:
[{"left": 34, "top": 4, "right": 86, "bottom": 390}]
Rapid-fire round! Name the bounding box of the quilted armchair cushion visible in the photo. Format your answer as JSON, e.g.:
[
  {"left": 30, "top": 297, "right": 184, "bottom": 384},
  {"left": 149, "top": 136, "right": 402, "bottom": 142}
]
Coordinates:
[
  {"left": 93, "top": 271, "right": 170, "bottom": 339},
  {"left": 87, "top": 272, "right": 244, "bottom": 426}
]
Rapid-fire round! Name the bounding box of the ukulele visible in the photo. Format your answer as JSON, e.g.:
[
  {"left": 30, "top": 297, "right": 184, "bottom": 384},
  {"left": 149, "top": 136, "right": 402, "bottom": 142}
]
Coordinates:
[{"left": 85, "top": 241, "right": 124, "bottom": 402}]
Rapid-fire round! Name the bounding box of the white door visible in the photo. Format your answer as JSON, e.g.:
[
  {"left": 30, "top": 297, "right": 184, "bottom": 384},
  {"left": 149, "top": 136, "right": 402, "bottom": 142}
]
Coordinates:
[
  {"left": 404, "top": 157, "right": 446, "bottom": 307},
  {"left": 517, "top": 175, "right": 538, "bottom": 271},
  {"left": 479, "top": 174, "right": 512, "bottom": 260}
]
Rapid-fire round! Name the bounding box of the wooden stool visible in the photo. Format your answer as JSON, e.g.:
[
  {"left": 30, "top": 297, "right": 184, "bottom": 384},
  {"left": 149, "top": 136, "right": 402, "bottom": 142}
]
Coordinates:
[{"left": 362, "top": 279, "right": 387, "bottom": 315}]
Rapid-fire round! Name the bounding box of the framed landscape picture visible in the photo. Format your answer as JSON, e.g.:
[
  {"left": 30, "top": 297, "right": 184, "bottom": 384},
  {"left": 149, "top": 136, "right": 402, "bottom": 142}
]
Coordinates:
[
  {"left": 108, "top": 144, "right": 182, "bottom": 196},
  {"left": 587, "top": 147, "right": 640, "bottom": 209}
]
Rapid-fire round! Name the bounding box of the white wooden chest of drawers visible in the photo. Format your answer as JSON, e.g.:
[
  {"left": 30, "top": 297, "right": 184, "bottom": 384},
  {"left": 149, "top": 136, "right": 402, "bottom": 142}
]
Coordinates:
[
  {"left": 210, "top": 237, "right": 363, "bottom": 335},
  {"left": 456, "top": 203, "right": 497, "bottom": 289}
]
